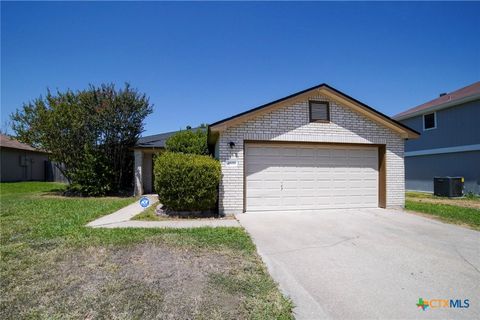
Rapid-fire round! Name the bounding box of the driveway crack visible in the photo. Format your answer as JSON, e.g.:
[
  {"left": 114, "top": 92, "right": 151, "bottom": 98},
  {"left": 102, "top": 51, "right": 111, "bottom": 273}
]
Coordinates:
[
  {"left": 267, "top": 236, "right": 359, "bottom": 256},
  {"left": 454, "top": 247, "right": 480, "bottom": 274}
]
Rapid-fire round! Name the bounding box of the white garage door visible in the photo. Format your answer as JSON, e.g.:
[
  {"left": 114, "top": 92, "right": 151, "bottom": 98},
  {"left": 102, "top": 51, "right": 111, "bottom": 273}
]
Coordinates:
[{"left": 245, "top": 143, "right": 379, "bottom": 211}]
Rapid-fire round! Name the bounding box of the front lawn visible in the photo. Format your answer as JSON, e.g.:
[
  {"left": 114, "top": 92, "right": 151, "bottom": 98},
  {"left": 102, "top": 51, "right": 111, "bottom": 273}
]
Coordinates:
[
  {"left": 405, "top": 192, "right": 480, "bottom": 230},
  {"left": 0, "top": 182, "right": 292, "bottom": 319}
]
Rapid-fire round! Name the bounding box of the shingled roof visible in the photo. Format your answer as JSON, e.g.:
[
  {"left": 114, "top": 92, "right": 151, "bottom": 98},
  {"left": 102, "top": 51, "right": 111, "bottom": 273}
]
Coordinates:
[
  {"left": 0, "top": 134, "right": 46, "bottom": 152},
  {"left": 134, "top": 130, "right": 179, "bottom": 149},
  {"left": 394, "top": 81, "right": 480, "bottom": 120},
  {"left": 135, "top": 127, "right": 206, "bottom": 149}
]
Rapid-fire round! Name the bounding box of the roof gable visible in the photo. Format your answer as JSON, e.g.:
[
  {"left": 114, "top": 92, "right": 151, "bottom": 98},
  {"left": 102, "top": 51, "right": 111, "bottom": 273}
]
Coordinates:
[{"left": 209, "top": 83, "right": 419, "bottom": 139}]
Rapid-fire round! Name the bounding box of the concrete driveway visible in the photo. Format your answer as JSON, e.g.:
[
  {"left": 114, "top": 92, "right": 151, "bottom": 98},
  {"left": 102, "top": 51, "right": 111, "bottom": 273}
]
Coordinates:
[{"left": 236, "top": 208, "right": 480, "bottom": 319}]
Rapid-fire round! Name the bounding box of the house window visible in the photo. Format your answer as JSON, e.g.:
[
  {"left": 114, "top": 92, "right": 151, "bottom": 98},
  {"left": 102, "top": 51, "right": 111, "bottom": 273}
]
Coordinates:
[
  {"left": 423, "top": 112, "right": 436, "bottom": 130},
  {"left": 309, "top": 101, "right": 330, "bottom": 122}
]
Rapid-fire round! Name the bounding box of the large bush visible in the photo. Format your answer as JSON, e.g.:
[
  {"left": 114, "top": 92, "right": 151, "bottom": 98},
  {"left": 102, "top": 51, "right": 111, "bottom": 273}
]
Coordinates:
[
  {"left": 165, "top": 127, "right": 208, "bottom": 155},
  {"left": 154, "top": 152, "right": 221, "bottom": 211},
  {"left": 11, "top": 83, "right": 152, "bottom": 196}
]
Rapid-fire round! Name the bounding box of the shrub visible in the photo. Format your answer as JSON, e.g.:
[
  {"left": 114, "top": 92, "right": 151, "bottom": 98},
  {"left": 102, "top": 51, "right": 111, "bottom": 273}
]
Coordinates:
[
  {"left": 11, "top": 83, "right": 153, "bottom": 196},
  {"left": 165, "top": 127, "right": 208, "bottom": 155},
  {"left": 154, "top": 152, "right": 221, "bottom": 211}
]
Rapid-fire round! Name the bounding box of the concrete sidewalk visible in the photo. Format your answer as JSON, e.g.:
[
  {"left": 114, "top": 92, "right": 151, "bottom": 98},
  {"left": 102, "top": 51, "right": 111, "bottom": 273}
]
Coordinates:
[
  {"left": 87, "top": 194, "right": 159, "bottom": 227},
  {"left": 87, "top": 194, "right": 240, "bottom": 228}
]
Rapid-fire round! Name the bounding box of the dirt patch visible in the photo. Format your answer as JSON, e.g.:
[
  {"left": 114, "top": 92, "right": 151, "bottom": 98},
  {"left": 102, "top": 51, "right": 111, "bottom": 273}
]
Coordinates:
[
  {"left": 2, "top": 244, "right": 253, "bottom": 319},
  {"left": 407, "top": 197, "right": 480, "bottom": 210}
]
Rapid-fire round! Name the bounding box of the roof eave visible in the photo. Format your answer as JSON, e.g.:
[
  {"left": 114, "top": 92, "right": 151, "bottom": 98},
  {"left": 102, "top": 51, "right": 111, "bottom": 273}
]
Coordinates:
[
  {"left": 394, "top": 93, "right": 480, "bottom": 121},
  {"left": 210, "top": 84, "right": 420, "bottom": 139}
]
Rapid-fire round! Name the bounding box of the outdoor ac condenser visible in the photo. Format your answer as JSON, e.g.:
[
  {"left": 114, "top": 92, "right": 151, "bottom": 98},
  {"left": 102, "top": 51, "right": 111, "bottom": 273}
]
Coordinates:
[{"left": 433, "top": 177, "right": 464, "bottom": 197}]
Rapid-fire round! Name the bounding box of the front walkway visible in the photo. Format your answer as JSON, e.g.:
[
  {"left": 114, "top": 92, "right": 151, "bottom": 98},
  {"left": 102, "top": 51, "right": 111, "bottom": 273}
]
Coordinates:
[{"left": 87, "top": 194, "right": 240, "bottom": 228}]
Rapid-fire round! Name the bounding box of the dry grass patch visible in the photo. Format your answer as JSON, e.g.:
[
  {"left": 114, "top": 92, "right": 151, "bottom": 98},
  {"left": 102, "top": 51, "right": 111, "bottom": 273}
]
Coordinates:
[
  {"left": 1, "top": 182, "right": 292, "bottom": 319},
  {"left": 2, "top": 243, "right": 291, "bottom": 319},
  {"left": 406, "top": 191, "right": 480, "bottom": 209}
]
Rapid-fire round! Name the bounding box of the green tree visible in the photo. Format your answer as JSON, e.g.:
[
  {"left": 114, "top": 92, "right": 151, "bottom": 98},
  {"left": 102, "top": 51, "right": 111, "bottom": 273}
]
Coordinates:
[
  {"left": 11, "top": 83, "right": 153, "bottom": 195},
  {"left": 165, "top": 126, "right": 208, "bottom": 155}
]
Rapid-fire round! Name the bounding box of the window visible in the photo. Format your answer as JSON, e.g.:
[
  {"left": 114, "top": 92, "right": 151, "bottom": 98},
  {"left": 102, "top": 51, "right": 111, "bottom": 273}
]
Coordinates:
[
  {"left": 309, "top": 101, "right": 330, "bottom": 122},
  {"left": 423, "top": 112, "right": 436, "bottom": 130}
]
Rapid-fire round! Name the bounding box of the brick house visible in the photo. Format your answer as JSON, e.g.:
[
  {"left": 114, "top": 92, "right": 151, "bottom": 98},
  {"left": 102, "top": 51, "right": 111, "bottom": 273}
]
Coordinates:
[{"left": 134, "top": 83, "right": 419, "bottom": 215}]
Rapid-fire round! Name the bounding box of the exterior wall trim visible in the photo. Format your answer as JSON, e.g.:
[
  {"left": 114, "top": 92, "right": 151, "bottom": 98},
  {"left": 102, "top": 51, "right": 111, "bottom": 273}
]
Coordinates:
[
  {"left": 242, "top": 140, "right": 387, "bottom": 212},
  {"left": 210, "top": 84, "right": 419, "bottom": 139},
  {"left": 405, "top": 144, "right": 480, "bottom": 157}
]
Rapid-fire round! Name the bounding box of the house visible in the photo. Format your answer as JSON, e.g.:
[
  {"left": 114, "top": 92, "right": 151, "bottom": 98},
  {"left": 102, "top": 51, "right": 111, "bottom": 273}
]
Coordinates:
[
  {"left": 133, "top": 128, "right": 205, "bottom": 194},
  {"left": 133, "top": 130, "right": 179, "bottom": 194},
  {"left": 134, "top": 83, "right": 419, "bottom": 214},
  {"left": 394, "top": 81, "right": 480, "bottom": 194},
  {"left": 0, "top": 134, "right": 49, "bottom": 182}
]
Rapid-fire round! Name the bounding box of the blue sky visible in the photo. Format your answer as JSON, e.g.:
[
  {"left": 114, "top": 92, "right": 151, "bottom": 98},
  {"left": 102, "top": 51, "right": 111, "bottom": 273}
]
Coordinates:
[{"left": 2, "top": 1, "right": 479, "bottom": 136}]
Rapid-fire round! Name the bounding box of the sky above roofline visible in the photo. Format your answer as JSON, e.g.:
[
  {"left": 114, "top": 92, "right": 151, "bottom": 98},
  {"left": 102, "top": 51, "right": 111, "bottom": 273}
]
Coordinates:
[{"left": 2, "top": 2, "right": 479, "bottom": 136}]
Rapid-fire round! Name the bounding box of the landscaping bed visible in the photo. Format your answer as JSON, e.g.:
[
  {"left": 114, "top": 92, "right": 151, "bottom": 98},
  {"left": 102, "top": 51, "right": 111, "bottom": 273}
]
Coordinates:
[
  {"left": 0, "top": 182, "right": 293, "bottom": 319},
  {"left": 133, "top": 203, "right": 235, "bottom": 221}
]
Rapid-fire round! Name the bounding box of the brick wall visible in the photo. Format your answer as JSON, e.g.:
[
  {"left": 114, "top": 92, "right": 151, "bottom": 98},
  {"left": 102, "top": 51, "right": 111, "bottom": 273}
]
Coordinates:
[{"left": 218, "top": 93, "right": 405, "bottom": 214}]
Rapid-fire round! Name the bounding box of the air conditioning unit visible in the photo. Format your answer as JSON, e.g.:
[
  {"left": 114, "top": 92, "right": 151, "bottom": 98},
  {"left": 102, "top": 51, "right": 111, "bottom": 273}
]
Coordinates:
[{"left": 433, "top": 177, "right": 464, "bottom": 197}]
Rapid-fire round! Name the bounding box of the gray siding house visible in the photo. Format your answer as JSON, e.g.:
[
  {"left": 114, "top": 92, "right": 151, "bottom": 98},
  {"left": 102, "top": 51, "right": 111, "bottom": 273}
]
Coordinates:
[
  {"left": 0, "top": 134, "right": 49, "bottom": 182},
  {"left": 394, "top": 81, "right": 480, "bottom": 194}
]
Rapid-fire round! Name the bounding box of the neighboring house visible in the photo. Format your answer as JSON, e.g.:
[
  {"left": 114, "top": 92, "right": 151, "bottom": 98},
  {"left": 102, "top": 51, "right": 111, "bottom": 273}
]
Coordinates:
[
  {"left": 394, "top": 81, "right": 480, "bottom": 194},
  {"left": 133, "top": 130, "right": 179, "bottom": 194},
  {"left": 0, "top": 134, "right": 49, "bottom": 182},
  {"left": 134, "top": 83, "right": 419, "bottom": 214}
]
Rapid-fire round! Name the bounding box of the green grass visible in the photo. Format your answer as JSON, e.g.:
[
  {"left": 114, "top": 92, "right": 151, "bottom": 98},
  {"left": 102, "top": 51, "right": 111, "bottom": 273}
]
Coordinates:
[
  {"left": 0, "top": 182, "right": 292, "bottom": 319},
  {"left": 132, "top": 203, "right": 164, "bottom": 221},
  {"left": 406, "top": 191, "right": 480, "bottom": 201},
  {"left": 405, "top": 200, "right": 480, "bottom": 230}
]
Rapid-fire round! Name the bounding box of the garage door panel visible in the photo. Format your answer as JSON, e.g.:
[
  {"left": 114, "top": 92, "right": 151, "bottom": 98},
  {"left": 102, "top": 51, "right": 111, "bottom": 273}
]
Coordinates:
[
  {"left": 247, "top": 180, "right": 279, "bottom": 190},
  {"left": 283, "top": 180, "right": 317, "bottom": 189},
  {"left": 248, "top": 197, "right": 281, "bottom": 209},
  {"left": 247, "top": 167, "right": 282, "bottom": 177},
  {"left": 245, "top": 143, "right": 379, "bottom": 211},
  {"left": 248, "top": 190, "right": 281, "bottom": 199},
  {"left": 349, "top": 183, "right": 377, "bottom": 190}
]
